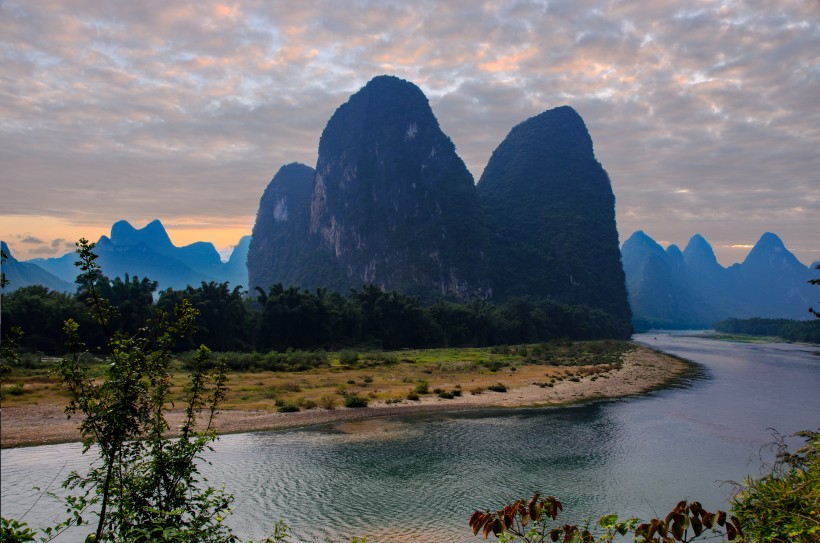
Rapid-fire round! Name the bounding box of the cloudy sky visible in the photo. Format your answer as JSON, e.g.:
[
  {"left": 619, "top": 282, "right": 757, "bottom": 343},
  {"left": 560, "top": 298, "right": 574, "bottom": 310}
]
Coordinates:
[{"left": 1, "top": 0, "right": 818, "bottom": 266}]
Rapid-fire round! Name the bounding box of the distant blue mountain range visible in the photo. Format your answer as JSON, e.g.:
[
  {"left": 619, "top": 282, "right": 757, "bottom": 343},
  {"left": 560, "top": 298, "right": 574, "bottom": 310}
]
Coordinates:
[
  {"left": 1, "top": 240, "right": 73, "bottom": 292},
  {"left": 5, "top": 223, "right": 817, "bottom": 331},
  {"left": 4, "top": 220, "right": 250, "bottom": 292},
  {"left": 621, "top": 230, "right": 818, "bottom": 329}
]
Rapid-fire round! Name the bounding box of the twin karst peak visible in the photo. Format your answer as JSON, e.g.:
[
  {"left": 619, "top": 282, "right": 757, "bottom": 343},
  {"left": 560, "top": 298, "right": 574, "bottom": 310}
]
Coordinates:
[{"left": 247, "top": 76, "right": 631, "bottom": 331}]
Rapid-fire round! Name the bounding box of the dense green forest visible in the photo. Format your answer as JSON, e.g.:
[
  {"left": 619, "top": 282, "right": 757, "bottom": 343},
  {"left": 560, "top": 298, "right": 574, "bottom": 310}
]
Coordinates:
[
  {"left": 714, "top": 317, "right": 820, "bottom": 343},
  {"left": 1, "top": 275, "right": 631, "bottom": 356}
]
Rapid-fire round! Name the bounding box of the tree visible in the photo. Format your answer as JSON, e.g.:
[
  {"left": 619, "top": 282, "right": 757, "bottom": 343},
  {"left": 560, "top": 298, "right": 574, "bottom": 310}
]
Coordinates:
[
  {"left": 810, "top": 264, "right": 820, "bottom": 319},
  {"left": 55, "top": 239, "right": 235, "bottom": 542}
]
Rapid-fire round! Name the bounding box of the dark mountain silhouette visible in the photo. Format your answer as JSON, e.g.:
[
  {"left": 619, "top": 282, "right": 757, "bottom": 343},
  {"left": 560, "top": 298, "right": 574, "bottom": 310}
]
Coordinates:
[
  {"left": 224, "top": 235, "right": 251, "bottom": 291},
  {"left": 247, "top": 163, "right": 324, "bottom": 293},
  {"left": 247, "top": 79, "right": 631, "bottom": 334},
  {"left": 477, "top": 105, "right": 631, "bottom": 326},
  {"left": 295, "top": 75, "right": 489, "bottom": 298},
  {"left": 622, "top": 231, "right": 815, "bottom": 328},
  {"left": 1, "top": 241, "right": 73, "bottom": 292}
]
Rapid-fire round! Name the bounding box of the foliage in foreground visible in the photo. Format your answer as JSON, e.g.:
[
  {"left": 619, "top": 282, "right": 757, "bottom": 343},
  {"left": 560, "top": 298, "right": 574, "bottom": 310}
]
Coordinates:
[
  {"left": 731, "top": 430, "right": 820, "bottom": 543},
  {"left": 470, "top": 494, "right": 742, "bottom": 543},
  {"left": 54, "top": 239, "right": 238, "bottom": 542}
]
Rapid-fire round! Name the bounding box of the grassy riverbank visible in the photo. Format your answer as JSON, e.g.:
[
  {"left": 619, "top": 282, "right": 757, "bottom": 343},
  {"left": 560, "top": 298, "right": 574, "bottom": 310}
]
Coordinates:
[{"left": 1, "top": 340, "right": 694, "bottom": 448}]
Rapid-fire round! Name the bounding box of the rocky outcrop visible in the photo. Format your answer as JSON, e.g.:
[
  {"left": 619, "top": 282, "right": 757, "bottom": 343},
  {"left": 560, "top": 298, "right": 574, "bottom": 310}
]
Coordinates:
[
  {"left": 248, "top": 163, "right": 319, "bottom": 293},
  {"left": 477, "top": 106, "right": 631, "bottom": 326},
  {"left": 307, "top": 75, "right": 489, "bottom": 298}
]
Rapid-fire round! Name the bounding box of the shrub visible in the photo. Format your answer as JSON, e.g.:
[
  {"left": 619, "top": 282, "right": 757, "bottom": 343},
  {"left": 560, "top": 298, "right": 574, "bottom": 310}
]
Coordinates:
[
  {"left": 319, "top": 395, "right": 338, "bottom": 409},
  {"left": 277, "top": 403, "right": 300, "bottom": 413},
  {"left": 469, "top": 495, "right": 740, "bottom": 543},
  {"left": 344, "top": 395, "right": 368, "bottom": 408},
  {"left": 338, "top": 350, "right": 359, "bottom": 365},
  {"left": 470, "top": 387, "right": 485, "bottom": 395},
  {"left": 298, "top": 398, "right": 317, "bottom": 410},
  {"left": 488, "top": 383, "right": 507, "bottom": 393},
  {"left": 414, "top": 380, "right": 430, "bottom": 394},
  {"left": 732, "top": 429, "right": 819, "bottom": 542},
  {"left": 438, "top": 390, "right": 455, "bottom": 399},
  {"left": 5, "top": 384, "right": 26, "bottom": 396},
  {"left": 406, "top": 391, "right": 420, "bottom": 401}
]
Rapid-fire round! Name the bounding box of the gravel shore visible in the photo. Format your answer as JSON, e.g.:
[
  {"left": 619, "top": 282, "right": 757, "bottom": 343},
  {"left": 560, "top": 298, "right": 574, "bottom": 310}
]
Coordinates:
[{"left": 1, "top": 344, "right": 692, "bottom": 448}]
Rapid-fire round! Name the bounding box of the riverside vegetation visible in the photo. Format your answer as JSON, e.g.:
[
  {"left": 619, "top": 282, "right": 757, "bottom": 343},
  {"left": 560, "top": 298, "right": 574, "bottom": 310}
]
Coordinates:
[{"left": 2, "top": 244, "right": 818, "bottom": 542}]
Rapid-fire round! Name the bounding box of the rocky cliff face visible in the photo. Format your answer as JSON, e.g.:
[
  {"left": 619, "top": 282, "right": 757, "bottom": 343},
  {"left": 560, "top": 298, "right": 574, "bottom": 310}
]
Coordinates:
[
  {"left": 477, "top": 106, "right": 631, "bottom": 324},
  {"left": 248, "top": 80, "right": 632, "bottom": 323},
  {"left": 308, "top": 75, "right": 489, "bottom": 298},
  {"left": 248, "top": 162, "right": 319, "bottom": 293}
]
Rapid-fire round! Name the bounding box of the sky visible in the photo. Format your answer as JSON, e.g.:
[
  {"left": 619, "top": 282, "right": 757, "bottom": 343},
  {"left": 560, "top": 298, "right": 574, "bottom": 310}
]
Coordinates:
[{"left": 1, "top": 0, "right": 818, "bottom": 267}]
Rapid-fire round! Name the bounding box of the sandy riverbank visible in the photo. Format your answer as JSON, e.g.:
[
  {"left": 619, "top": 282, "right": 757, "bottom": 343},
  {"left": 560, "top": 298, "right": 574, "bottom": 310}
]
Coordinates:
[{"left": 0, "top": 344, "right": 693, "bottom": 448}]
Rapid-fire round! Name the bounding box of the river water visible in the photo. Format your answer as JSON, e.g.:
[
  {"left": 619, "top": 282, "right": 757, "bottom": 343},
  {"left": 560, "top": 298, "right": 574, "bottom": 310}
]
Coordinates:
[{"left": 2, "top": 332, "right": 819, "bottom": 542}]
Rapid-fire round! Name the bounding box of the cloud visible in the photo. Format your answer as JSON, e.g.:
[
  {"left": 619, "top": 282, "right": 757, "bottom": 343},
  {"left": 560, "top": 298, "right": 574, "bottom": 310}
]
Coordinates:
[
  {"left": 20, "top": 235, "right": 44, "bottom": 244},
  {"left": 0, "top": 0, "right": 817, "bottom": 266}
]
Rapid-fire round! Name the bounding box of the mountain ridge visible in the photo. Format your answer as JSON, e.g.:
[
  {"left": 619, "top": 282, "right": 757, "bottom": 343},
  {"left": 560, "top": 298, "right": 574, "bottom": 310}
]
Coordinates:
[
  {"left": 623, "top": 230, "right": 816, "bottom": 328},
  {"left": 25, "top": 220, "right": 248, "bottom": 291}
]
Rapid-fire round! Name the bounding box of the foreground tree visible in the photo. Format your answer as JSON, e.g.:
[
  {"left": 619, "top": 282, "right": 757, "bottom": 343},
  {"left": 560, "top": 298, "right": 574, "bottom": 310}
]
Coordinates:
[{"left": 55, "top": 239, "right": 235, "bottom": 542}]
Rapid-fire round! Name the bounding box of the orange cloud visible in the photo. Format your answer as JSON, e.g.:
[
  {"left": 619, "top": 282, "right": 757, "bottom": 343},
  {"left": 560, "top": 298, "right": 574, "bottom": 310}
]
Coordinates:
[
  {"left": 214, "top": 4, "right": 237, "bottom": 19},
  {"left": 478, "top": 47, "right": 538, "bottom": 73}
]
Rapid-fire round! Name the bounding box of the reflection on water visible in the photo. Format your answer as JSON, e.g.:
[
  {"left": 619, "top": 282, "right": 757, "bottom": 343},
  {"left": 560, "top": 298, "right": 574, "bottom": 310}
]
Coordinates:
[{"left": 3, "top": 332, "right": 819, "bottom": 542}]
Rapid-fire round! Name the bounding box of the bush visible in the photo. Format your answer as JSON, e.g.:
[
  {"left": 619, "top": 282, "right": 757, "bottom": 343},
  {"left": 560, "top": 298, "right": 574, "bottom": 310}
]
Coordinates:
[
  {"left": 731, "top": 429, "right": 819, "bottom": 542},
  {"left": 488, "top": 383, "right": 507, "bottom": 393},
  {"left": 338, "top": 350, "right": 359, "bottom": 365},
  {"left": 298, "top": 398, "right": 318, "bottom": 410},
  {"left": 438, "top": 390, "right": 455, "bottom": 399},
  {"left": 277, "top": 403, "right": 300, "bottom": 413},
  {"left": 414, "top": 380, "right": 430, "bottom": 394},
  {"left": 319, "top": 395, "right": 338, "bottom": 409},
  {"left": 406, "top": 391, "right": 420, "bottom": 401},
  {"left": 344, "top": 395, "right": 368, "bottom": 408},
  {"left": 469, "top": 495, "right": 739, "bottom": 543},
  {"left": 4, "top": 384, "right": 26, "bottom": 396}
]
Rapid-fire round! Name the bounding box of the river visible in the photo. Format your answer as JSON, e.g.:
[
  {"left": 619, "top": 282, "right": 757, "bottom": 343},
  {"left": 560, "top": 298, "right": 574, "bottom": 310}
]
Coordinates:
[{"left": 2, "top": 332, "right": 819, "bottom": 542}]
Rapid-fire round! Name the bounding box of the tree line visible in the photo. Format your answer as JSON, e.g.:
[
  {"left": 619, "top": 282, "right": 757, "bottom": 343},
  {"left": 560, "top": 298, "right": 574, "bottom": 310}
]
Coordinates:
[
  {"left": 714, "top": 317, "right": 820, "bottom": 343},
  {"left": 1, "top": 276, "right": 631, "bottom": 356}
]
